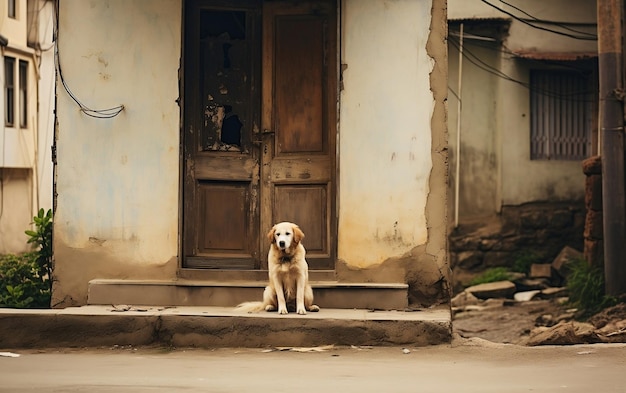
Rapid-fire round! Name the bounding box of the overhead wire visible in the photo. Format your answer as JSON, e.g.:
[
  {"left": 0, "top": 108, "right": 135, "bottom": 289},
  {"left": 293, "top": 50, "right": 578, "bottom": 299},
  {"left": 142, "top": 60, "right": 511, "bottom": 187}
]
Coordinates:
[
  {"left": 498, "top": 0, "right": 597, "bottom": 39},
  {"left": 480, "top": 0, "right": 597, "bottom": 41},
  {"left": 448, "top": 36, "right": 597, "bottom": 102},
  {"left": 53, "top": 0, "right": 124, "bottom": 119}
]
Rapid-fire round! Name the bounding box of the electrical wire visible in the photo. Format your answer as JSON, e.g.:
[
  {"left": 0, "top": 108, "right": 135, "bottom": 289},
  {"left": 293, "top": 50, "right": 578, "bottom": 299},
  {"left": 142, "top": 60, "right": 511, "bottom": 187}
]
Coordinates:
[
  {"left": 448, "top": 37, "right": 597, "bottom": 102},
  {"left": 450, "top": 30, "right": 596, "bottom": 76},
  {"left": 53, "top": 0, "right": 124, "bottom": 119},
  {"left": 498, "top": 0, "right": 597, "bottom": 39},
  {"left": 480, "top": 0, "right": 597, "bottom": 41}
]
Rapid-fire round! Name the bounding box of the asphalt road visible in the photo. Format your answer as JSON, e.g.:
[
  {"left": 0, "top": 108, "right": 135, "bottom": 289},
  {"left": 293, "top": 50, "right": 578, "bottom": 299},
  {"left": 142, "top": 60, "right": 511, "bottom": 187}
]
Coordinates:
[{"left": 1, "top": 341, "right": 625, "bottom": 393}]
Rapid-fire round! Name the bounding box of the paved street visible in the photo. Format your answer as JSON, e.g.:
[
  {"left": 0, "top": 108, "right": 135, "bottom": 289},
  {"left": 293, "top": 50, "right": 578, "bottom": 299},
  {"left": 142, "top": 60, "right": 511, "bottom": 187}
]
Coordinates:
[{"left": 1, "top": 341, "right": 625, "bottom": 392}]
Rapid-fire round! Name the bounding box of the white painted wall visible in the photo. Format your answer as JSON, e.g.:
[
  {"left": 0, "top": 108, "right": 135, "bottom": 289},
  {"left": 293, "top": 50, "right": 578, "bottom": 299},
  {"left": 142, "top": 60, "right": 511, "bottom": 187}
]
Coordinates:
[
  {"left": 339, "top": 0, "right": 434, "bottom": 267},
  {"left": 55, "top": 0, "right": 181, "bottom": 263}
]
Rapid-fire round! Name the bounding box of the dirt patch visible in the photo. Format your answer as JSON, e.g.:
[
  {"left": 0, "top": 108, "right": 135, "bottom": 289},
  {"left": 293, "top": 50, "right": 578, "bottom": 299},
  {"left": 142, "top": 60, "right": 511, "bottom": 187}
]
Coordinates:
[{"left": 453, "top": 299, "right": 626, "bottom": 345}]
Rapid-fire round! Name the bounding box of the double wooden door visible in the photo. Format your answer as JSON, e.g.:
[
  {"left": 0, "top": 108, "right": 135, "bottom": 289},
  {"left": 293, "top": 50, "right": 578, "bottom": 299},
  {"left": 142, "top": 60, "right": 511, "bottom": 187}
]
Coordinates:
[{"left": 182, "top": 0, "right": 337, "bottom": 270}]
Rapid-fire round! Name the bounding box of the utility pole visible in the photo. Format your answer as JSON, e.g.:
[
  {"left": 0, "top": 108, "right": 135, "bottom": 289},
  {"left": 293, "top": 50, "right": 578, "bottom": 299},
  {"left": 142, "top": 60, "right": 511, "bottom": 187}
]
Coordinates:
[{"left": 597, "top": 0, "right": 626, "bottom": 296}]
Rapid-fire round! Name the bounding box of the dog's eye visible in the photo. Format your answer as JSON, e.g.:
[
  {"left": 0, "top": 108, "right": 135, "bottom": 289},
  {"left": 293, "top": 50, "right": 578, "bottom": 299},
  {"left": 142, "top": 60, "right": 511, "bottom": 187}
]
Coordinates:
[{"left": 286, "top": 232, "right": 291, "bottom": 236}]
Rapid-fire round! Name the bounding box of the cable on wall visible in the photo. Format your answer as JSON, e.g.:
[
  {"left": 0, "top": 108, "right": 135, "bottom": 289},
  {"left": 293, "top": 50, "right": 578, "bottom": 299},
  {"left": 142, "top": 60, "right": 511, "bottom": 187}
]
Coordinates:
[
  {"left": 480, "top": 0, "right": 598, "bottom": 41},
  {"left": 53, "top": 0, "right": 124, "bottom": 119}
]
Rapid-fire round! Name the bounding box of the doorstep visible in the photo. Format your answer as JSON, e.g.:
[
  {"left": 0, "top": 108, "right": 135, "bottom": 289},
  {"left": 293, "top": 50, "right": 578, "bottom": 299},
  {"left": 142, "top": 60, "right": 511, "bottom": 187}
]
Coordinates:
[{"left": 0, "top": 305, "right": 452, "bottom": 349}]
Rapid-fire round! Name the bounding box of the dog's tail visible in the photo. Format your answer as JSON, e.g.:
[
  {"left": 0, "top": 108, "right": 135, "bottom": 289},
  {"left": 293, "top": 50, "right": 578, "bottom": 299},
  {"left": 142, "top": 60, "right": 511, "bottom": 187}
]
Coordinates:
[{"left": 235, "top": 301, "right": 266, "bottom": 313}]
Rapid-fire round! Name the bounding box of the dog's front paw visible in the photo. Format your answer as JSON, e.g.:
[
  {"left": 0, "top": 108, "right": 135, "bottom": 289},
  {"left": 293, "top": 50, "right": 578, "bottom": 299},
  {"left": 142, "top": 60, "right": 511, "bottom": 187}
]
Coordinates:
[
  {"left": 278, "top": 307, "right": 288, "bottom": 315},
  {"left": 296, "top": 307, "right": 307, "bottom": 315}
]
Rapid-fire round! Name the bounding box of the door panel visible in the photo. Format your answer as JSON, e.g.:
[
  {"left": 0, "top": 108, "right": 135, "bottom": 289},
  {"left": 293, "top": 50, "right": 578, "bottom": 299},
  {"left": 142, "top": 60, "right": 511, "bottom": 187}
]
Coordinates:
[
  {"left": 274, "top": 185, "right": 327, "bottom": 253},
  {"left": 261, "top": 1, "right": 337, "bottom": 269},
  {"left": 275, "top": 18, "right": 325, "bottom": 153},
  {"left": 183, "top": 2, "right": 261, "bottom": 269}
]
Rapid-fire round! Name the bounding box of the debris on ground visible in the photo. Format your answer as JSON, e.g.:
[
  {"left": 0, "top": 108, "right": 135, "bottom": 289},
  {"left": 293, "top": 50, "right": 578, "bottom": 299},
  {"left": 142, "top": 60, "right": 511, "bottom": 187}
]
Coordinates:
[{"left": 452, "top": 247, "right": 626, "bottom": 346}]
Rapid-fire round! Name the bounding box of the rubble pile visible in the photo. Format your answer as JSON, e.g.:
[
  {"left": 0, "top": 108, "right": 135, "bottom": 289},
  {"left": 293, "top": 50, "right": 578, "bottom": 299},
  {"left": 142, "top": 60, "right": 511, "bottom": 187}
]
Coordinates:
[{"left": 452, "top": 247, "right": 626, "bottom": 346}]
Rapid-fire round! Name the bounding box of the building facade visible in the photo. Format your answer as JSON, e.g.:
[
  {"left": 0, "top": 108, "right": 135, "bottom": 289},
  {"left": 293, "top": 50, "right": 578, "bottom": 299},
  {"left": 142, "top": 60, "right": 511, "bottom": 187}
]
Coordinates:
[{"left": 52, "top": 0, "right": 449, "bottom": 309}]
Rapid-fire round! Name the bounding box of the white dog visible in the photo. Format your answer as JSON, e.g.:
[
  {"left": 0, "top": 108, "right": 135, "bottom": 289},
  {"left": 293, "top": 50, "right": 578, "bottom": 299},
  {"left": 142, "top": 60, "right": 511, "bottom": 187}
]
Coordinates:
[{"left": 237, "top": 222, "right": 319, "bottom": 315}]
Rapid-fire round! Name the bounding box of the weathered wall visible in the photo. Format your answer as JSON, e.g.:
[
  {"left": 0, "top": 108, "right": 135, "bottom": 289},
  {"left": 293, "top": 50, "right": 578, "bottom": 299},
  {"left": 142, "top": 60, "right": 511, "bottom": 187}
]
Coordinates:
[
  {"left": 338, "top": 0, "right": 449, "bottom": 306},
  {"left": 447, "top": 0, "right": 596, "bottom": 222},
  {"left": 339, "top": 0, "right": 433, "bottom": 265},
  {"left": 53, "top": 0, "right": 181, "bottom": 307},
  {"left": 448, "top": 38, "right": 499, "bottom": 219}
]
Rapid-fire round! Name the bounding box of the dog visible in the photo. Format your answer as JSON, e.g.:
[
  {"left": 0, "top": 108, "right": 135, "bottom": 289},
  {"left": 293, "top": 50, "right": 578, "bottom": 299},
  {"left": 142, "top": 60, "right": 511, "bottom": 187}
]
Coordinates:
[{"left": 236, "top": 222, "right": 319, "bottom": 315}]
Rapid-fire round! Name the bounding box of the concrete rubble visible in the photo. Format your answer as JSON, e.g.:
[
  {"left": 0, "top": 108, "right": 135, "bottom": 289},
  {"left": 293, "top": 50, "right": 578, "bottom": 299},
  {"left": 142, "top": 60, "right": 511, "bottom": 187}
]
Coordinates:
[{"left": 452, "top": 246, "right": 626, "bottom": 346}]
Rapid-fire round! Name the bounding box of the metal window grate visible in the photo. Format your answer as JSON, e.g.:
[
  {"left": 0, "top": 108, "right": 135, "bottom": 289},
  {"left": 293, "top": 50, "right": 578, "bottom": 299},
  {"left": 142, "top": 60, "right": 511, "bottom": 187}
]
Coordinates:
[{"left": 530, "top": 70, "right": 592, "bottom": 160}]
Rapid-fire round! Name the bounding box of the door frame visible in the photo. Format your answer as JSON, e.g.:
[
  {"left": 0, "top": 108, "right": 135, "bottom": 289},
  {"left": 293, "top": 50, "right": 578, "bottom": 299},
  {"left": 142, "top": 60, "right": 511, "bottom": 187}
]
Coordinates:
[{"left": 179, "top": 0, "right": 339, "bottom": 271}]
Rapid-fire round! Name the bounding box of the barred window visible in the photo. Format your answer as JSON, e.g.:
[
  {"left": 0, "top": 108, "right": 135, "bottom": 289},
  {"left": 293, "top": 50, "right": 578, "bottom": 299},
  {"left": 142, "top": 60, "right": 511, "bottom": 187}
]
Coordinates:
[{"left": 530, "top": 69, "right": 593, "bottom": 160}]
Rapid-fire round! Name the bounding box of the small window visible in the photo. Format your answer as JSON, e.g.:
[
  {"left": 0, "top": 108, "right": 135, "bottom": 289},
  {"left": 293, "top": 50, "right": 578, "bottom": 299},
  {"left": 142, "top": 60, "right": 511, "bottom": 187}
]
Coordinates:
[
  {"left": 530, "top": 69, "right": 593, "bottom": 160},
  {"left": 8, "top": 0, "right": 16, "bottom": 19},
  {"left": 19, "top": 60, "right": 27, "bottom": 127},
  {"left": 5, "top": 56, "right": 15, "bottom": 127}
]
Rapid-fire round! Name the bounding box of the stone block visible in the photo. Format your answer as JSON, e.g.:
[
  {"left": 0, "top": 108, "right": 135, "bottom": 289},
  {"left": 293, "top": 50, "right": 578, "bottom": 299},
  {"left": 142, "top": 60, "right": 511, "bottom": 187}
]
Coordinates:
[
  {"left": 465, "top": 281, "right": 516, "bottom": 299},
  {"left": 456, "top": 251, "right": 483, "bottom": 270},
  {"left": 551, "top": 246, "right": 583, "bottom": 278},
  {"left": 530, "top": 263, "right": 552, "bottom": 279}
]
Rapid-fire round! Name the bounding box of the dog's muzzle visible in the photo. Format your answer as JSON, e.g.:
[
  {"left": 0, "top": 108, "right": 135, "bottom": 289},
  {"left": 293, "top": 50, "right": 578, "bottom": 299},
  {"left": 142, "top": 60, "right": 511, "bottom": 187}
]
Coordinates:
[{"left": 278, "top": 240, "right": 286, "bottom": 249}]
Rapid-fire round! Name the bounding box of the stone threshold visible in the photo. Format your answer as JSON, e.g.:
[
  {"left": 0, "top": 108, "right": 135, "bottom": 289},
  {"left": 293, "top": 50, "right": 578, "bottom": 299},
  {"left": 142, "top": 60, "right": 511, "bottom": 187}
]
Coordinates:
[{"left": 0, "top": 305, "right": 452, "bottom": 349}]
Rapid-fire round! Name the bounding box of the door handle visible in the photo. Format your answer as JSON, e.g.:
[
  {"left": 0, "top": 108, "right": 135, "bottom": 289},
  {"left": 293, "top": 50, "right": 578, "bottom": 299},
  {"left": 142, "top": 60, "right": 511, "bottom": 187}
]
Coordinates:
[{"left": 252, "top": 129, "right": 275, "bottom": 145}]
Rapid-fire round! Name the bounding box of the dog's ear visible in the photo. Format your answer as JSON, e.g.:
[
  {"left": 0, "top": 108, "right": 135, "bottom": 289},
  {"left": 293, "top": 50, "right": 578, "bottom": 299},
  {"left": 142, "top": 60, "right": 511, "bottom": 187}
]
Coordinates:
[
  {"left": 293, "top": 225, "right": 305, "bottom": 244},
  {"left": 267, "top": 226, "right": 276, "bottom": 244}
]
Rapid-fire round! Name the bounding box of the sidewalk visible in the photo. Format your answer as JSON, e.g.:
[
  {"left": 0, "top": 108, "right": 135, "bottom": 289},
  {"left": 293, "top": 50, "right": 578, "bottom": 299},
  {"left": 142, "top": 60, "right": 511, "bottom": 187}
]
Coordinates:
[{"left": 0, "top": 305, "right": 451, "bottom": 349}]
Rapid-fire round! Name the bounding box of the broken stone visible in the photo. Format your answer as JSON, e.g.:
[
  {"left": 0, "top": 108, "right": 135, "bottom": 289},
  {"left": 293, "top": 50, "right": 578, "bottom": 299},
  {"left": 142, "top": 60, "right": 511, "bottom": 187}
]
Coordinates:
[
  {"left": 530, "top": 263, "right": 552, "bottom": 278},
  {"left": 540, "top": 287, "right": 568, "bottom": 299},
  {"left": 526, "top": 321, "right": 599, "bottom": 346},
  {"left": 465, "top": 281, "right": 516, "bottom": 299},
  {"left": 597, "top": 319, "right": 626, "bottom": 343},
  {"left": 451, "top": 291, "right": 481, "bottom": 308},
  {"left": 514, "top": 290, "right": 541, "bottom": 302},
  {"left": 552, "top": 246, "right": 583, "bottom": 279}
]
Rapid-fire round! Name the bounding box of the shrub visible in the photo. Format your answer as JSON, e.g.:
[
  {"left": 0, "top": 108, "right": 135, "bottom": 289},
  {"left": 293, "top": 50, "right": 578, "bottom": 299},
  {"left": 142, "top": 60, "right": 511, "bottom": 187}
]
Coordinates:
[
  {"left": 0, "top": 208, "right": 53, "bottom": 308},
  {"left": 25, "top": 208, "right": 53, "bottom": 293},
  {"left": 567, "top": 257, "right": 617, "bottom": 318},
  {"left": 469, "top": 267, "right": 514, "bottom": 286},
  {"left": 0, "top": 253, "right": 50, "bottom": 308}
]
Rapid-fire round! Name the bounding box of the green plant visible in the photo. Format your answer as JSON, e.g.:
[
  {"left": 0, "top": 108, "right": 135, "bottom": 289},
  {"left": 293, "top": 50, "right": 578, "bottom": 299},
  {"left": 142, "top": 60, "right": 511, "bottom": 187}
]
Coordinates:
[
  {"left": 469, "top": 267, "right": 514, "bottom": 286},
  {"left": 25, "top": 208, "right": 53, "bottom": 293},
  {"left": 512, "top": 250, "right": 541, "bottom": 274},
  {"left": 0, "top": 253, "right": 50, "bottom": 308},
  {"left": 566, "top": 257, "right": 617, "bottom": 318}
]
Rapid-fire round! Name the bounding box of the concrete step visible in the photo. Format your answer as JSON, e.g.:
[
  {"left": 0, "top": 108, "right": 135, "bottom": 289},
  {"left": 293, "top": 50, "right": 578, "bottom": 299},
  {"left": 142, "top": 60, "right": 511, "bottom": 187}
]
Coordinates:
[
  {"left": 0, "top": 305, "right": 452, "bottom": 348},
  {"left": 87, "top": 277, "right": 409, "bottom": 310}
]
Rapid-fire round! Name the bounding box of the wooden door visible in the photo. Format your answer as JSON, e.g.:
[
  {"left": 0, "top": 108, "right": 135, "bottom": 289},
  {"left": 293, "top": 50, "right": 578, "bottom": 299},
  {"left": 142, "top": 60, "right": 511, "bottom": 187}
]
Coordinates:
[
  {"left": 183, "top": 1, "right": 262, "bottom": 268},
  {"left": 260, "top": 1, "right": 337, "bottom": 269},
  {"left": 183, "top": 0, "right": 337, "bottom": 270}
]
